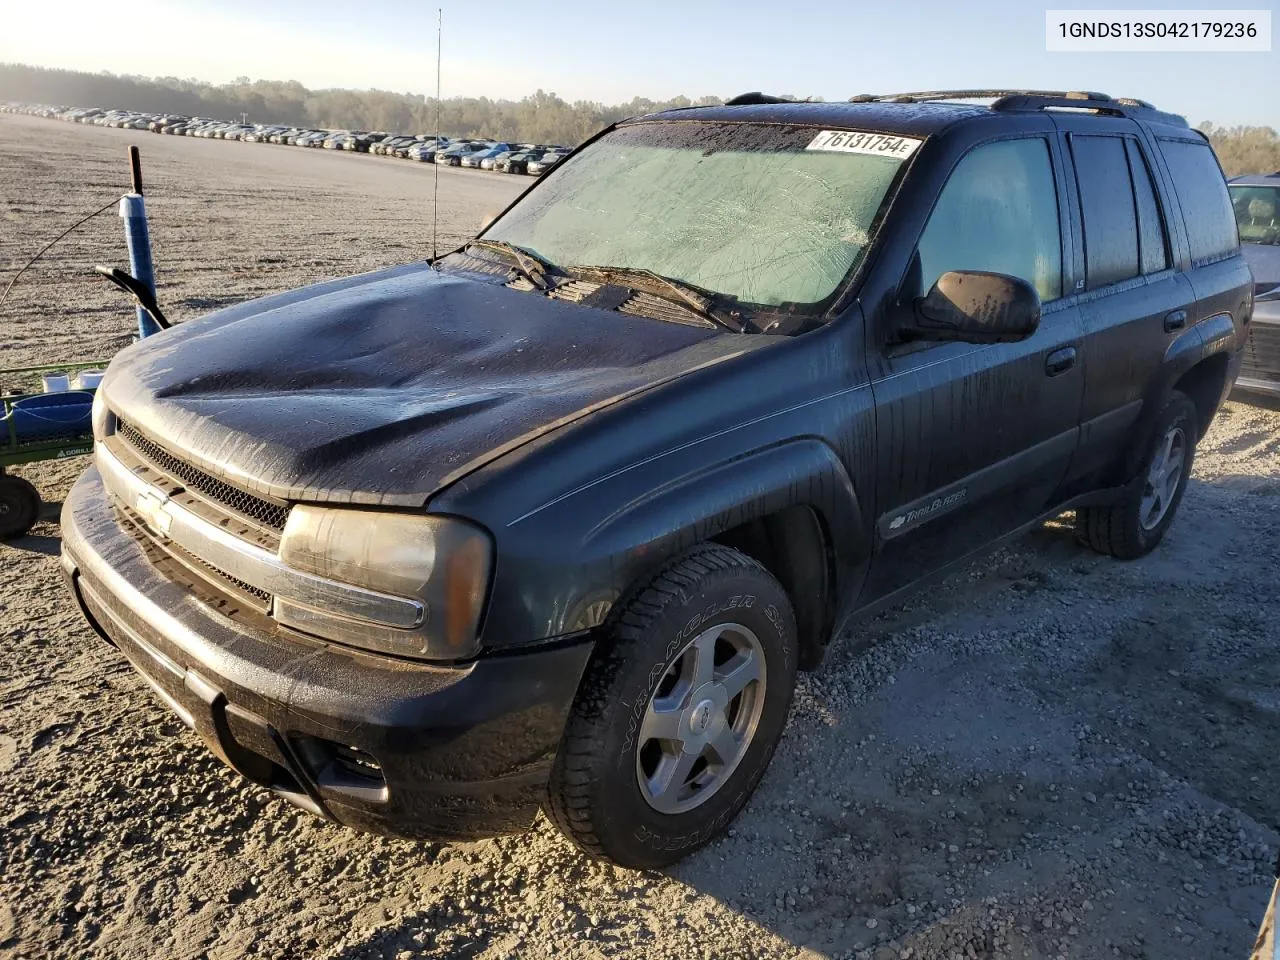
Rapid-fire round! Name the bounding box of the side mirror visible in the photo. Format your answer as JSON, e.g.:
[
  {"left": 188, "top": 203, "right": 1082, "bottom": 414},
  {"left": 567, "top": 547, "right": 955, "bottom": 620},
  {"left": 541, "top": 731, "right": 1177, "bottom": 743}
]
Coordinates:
[
  {"left": 905, "top": 270, "right": 1040, "bottom": 344},
  {"left": 479, "top": 211, "right": 499, "bottom": 232}
]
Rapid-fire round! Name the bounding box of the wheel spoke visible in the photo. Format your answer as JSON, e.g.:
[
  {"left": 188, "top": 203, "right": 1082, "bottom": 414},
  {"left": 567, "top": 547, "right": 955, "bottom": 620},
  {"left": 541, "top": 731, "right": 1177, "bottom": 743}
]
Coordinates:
[
  {"left": 717, "top": 650, "right": 760, "bottom": 701},
  {"left": 1140, "top": 490, "right": 1161, "bottom": 528},
  {"left": 706, "top": 724, "right": 740, "bottom": 767},
  {"left": 1158, "top": 431, "right": 1175, "bottom": 470},
  {"left": 690, "top": 628, "right": 719, "bottom": 690},
  {"left": 650, "top": 748, "right": 699, "bottom": 802},
  {"left": 640, "top": 701, "right": 685, "bottom": 744}
]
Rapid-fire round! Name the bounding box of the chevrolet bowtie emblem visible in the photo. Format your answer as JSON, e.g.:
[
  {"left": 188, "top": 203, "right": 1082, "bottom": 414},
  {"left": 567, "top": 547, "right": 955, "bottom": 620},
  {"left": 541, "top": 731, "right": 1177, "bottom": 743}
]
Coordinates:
[{"left": 135, "top": 490, "right": 172, "bottom": 538}]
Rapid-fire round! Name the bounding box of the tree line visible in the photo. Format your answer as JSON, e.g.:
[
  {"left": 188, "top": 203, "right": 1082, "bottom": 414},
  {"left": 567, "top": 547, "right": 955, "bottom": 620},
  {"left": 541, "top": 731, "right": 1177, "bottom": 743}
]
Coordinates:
[
  {"left": 1197, "top": 123, "right": 1280, "bottom": 178},
  {"left": 3, "top": 63, "right": 1278, "bottom": 173}
]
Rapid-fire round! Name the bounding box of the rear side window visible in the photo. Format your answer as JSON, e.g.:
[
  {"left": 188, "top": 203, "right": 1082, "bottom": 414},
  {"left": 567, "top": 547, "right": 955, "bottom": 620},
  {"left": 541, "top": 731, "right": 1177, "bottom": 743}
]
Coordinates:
[
  {"left": 1126, "top": 140, "right": 1170, "bottom": 275},
  {"left": 1158, "top": 139, "right": 1238, "bottom": 262},
  {"left": 916, "top": 138, "right": 1062, "bottom": 302},
  {"left": 1070, "top": 136, "right": 1139, "bottom": 289}
]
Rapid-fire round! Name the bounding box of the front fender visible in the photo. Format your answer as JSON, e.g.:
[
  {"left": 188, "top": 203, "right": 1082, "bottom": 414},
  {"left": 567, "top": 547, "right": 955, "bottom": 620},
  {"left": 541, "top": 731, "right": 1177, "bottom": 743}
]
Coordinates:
[
  {"left": 582, "top": 439, "right": 862, "bottom": 562},
  {"left": 482, "top": 439, "right": 866, "bottom": 644}
]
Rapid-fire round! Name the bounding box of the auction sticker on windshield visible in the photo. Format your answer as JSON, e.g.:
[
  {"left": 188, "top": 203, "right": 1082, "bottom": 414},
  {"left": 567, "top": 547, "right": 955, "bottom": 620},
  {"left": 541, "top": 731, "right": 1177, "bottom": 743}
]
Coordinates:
[{"left": 805, "top": 130, "right": 922, "bottom": 158}]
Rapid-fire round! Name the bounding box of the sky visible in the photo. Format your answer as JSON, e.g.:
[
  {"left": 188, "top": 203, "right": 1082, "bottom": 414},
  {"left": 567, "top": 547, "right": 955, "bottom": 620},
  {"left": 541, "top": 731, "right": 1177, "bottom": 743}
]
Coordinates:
[{"left": 2, "top": 0, "right": 1276, "bottom": 127}]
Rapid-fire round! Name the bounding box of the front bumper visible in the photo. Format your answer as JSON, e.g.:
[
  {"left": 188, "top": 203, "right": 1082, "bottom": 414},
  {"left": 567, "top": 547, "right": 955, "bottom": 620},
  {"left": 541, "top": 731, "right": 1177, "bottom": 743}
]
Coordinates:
[
  {"left": 60, "top": 465, "right": 594, "bottom": 840},
  {"left": 1235, "top": 306, "right": 1280, "bottom": 398}
]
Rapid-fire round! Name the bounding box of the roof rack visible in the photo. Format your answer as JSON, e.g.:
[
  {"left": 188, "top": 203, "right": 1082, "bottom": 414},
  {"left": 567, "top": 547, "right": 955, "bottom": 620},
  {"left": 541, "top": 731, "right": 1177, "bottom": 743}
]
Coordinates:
[{"left": 845, "top": 90, "right": 1187, "bottom": 126}]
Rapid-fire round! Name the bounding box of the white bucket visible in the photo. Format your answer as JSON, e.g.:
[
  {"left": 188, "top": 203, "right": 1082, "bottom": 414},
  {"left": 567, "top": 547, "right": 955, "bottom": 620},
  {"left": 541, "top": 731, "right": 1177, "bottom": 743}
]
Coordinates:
[
  {"left": 74, "top": 370, "right": 105, "bottom": 390},
  {"left": 41, "top": 373, "right": 71, "bottom": 393}
]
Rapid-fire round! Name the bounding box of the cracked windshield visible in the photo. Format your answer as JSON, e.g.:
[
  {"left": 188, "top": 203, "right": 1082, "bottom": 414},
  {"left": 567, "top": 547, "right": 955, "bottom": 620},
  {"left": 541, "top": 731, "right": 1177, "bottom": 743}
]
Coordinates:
[{"left": 483, "top": 122, "right": 909, "bottom": 308}]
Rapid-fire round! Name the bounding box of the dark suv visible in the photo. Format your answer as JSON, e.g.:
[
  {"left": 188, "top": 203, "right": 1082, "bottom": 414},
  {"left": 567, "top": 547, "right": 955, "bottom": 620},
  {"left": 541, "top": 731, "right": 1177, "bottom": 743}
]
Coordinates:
[{"left": 61, "top": 90, "right": 1250, "bottom": 869}]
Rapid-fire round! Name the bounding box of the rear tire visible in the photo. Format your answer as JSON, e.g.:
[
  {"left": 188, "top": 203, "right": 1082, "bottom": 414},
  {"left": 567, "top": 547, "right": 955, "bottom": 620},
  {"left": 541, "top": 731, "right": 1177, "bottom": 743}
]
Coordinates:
[
  {"left": 1075, "top": 391, "right": 1198, "bottom": 559},
  {"left": 546, "top": 544, "right": 797, "bottom": 869},
  {"left": 0, "top": 474, "right": 41, "bottom": 540}
]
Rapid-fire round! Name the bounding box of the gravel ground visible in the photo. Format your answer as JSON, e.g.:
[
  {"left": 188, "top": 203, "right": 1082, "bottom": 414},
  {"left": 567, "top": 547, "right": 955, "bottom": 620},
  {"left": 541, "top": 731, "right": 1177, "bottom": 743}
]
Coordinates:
[{"left": 2, "top": 113, "right": 1279, "bottom": 960}]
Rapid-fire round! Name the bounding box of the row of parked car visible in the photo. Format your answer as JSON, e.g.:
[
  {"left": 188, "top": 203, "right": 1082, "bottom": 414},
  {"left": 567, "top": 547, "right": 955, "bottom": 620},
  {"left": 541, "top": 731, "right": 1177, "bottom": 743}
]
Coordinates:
[{"left": 1, "top": 102, "right": 573, "bottom": 177}]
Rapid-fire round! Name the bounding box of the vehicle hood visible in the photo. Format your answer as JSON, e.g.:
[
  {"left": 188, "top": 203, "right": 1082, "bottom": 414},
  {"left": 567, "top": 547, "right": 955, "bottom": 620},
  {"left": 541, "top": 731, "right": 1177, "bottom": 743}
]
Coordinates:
[
  {"left": 1242, "top": 242, "right": 1280, "bottom": 287},
  {"left": 102, "top": 262, "right": 759, "bottom": 508}
]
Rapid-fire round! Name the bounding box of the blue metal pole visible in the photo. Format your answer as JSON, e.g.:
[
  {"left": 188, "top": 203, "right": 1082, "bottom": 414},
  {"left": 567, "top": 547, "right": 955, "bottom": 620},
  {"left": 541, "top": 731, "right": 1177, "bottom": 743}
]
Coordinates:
[
  {"left": 120, "top": 147, "right": 159, "bottom": 339},
  {"left": 119, "top": 194, "right": 159, "bottom": 339}
]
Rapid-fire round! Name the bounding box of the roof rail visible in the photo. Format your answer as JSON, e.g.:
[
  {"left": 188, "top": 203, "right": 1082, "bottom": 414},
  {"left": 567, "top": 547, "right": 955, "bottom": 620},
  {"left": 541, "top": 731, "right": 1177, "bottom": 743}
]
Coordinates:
[
  {"left": 848, "top": 89, "right": 1111, "bottom": 104},
  {"left": 846, "top": 89, "right": 1187, "bottom": 126}
]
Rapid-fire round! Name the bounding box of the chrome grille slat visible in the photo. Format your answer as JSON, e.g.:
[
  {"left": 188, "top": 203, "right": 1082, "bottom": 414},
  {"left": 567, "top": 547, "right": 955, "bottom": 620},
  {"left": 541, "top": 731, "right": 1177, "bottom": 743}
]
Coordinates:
[
  {"left": 116, "top": 419, "right": 290, "bottom": 533},
  {"left": 116, "top": 503, "right": 272, "bottom": 612}
]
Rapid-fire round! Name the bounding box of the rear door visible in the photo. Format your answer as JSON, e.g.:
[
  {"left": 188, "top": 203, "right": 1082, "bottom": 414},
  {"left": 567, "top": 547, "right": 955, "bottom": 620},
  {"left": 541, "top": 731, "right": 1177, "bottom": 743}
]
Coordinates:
[
  {"left": 1051, "top": 116, "right": 1196, "bottom": 489},
  {"left": 1152, "top": 134, "right": 1252, "bottom": 354},
  {"left": 861, "top": 134, "right": 1086, "bottom": 602}
]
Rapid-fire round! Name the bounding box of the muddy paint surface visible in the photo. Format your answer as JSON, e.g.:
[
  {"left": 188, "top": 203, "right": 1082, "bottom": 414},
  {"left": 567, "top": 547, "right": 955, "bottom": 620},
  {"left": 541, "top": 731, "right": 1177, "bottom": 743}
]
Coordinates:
[{"left": 3, "top": 113, "right": 1279, "bottom": 960}]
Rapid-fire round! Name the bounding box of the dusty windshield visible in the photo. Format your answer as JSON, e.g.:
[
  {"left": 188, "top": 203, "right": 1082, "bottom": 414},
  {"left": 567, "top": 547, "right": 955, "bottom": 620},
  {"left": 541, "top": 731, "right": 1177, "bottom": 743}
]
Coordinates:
[
  {"left": 481, "top": 122, "right": 914, "bottom": 310},
  {"left": 1230, "top": 185, "right": 1280, "bottom": 244}
]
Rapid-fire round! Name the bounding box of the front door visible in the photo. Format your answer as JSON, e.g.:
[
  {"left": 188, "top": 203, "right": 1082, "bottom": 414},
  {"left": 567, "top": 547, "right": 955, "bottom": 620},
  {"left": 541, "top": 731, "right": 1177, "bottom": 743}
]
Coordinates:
[{"left": 861, "top": 135, "right": 1085, "bottom": 604}]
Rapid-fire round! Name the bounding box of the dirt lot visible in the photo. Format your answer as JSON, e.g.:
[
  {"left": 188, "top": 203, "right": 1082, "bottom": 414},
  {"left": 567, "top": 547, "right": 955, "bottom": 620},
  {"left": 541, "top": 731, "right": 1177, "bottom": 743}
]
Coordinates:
[{"left": 2, "top": 112, "right": 1279, "bottom": 960}]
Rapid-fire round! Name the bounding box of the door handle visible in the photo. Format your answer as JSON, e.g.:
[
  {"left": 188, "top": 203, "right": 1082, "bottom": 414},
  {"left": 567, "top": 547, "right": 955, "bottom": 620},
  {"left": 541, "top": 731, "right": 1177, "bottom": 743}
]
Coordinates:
[
  {"left": 1164, "top": 310, "right": 1187, "bottom": 332},
  {"left": 1045, "top": 346, "right": 1077, "bottom": 377}
]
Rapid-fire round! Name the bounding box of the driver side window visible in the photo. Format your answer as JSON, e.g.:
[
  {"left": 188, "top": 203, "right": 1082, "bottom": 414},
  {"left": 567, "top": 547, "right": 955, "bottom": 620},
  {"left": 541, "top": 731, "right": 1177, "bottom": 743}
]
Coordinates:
[{"left": 915, "top": 138, "right": 1063, "bottom": 303}]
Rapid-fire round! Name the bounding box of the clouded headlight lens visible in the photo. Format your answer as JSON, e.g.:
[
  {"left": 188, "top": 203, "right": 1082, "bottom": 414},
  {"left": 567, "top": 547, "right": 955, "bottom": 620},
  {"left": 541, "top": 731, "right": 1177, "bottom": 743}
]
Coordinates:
[
  {"left": 91, "top": 386, "right": 111, "bottom": 441},
  {"left": 278, "top": 506, "right": 492, "bottom": 661}
]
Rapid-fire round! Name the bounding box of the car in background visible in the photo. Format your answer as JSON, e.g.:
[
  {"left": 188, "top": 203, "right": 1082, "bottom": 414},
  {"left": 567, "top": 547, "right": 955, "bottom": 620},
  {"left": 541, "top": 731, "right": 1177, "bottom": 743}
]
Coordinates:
[
  {"left": 391, "top": 138, "right": 429, "bottom": 158},
  {"left": 373, "top": 135, "right": 417, "bottom": 156},
  {"left": 436, "top": 141, "right": 491, "bottom": 166},
  {"left": 348, "top": 132, "right": 389, "bottom": 152},
  {"left": 1230, "top": 173, "right": 1280, "bottom": 398},
  {"left": 295, "top": 130, "right": 330, "bottom": 147},
  {"left": 527, "top": 151, "right": 568, "bottom": 176},
  {"left": 501, "top": 149, "right": 549, "bottom": 175},
  {"left": 480, "top": 149, "right": 517, "bottom": 171},
  {"left": 408, "top": 139, "right": 447, "bottom": 162},
  {"left": 461, "top": 143, "right": 513, "bottom": 168}
]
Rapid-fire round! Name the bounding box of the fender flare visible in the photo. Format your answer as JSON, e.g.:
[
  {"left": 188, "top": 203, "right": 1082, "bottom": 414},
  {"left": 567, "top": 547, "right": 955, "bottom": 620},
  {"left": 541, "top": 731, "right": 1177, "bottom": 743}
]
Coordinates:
[
  {"left": 568, "top": 439, "right": 867, "bottom": 639},
  {"left": 1120, "top": 312, "right": 1234, "bottom": 479}
]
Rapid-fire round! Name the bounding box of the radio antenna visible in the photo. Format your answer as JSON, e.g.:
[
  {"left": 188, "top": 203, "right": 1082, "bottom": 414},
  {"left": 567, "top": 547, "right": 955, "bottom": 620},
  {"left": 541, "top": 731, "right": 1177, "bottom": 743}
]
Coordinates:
[{"left": 431, "top": 8, "right": 442, "bottom": 261}]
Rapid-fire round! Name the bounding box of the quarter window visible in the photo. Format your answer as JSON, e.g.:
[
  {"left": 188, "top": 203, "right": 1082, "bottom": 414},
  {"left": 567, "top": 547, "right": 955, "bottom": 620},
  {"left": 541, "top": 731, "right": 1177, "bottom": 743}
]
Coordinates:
[
  {"left": 1158, "top": 139, "right": 1238, "bottom": 262},
  {"left": 1126, "top": 140, "right": 1170, "bottom": 275},
  {"left": 916, "top": 138, "right": 1062, "bottom": 303}
]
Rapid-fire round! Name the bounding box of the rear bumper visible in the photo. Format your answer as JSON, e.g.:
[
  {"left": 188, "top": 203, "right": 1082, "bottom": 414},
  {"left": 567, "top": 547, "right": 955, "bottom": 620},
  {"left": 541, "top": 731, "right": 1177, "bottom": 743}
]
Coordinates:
[{"left": 60, "top": 465, "right": 594, "bottom": 840}]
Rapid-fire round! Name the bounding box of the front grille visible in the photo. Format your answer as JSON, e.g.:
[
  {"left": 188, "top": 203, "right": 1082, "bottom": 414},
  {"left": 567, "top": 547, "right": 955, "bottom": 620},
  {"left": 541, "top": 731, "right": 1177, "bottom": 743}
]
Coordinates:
[
  {"left": 1241, "top": 319, "right": 1280, "bottom": 382},
  {"left": 116, "top": 420, "right": 290, "bottom": 532},
  {"left": 118, "top": 503, "right": 272, "bottom": 613}
]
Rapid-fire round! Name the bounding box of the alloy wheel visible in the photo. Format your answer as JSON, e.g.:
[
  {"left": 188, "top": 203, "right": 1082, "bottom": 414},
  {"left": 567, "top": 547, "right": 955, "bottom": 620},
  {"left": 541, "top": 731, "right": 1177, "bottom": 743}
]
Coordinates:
[
  {"left": 635, "top": 622, "right": 767, "bottom": 815},
  {"left": 1140, "top": 425, "right": 1187, "bottom": 530}
]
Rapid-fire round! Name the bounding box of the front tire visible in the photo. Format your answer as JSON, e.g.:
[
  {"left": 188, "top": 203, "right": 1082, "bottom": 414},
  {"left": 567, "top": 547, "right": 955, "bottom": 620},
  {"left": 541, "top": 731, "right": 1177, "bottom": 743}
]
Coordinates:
[
  {"left": 1075, "top": 391, "right": 1198, "bottom": 559},
  {"left": 546, "top": 544, "right": 797, "bottom": 868}
]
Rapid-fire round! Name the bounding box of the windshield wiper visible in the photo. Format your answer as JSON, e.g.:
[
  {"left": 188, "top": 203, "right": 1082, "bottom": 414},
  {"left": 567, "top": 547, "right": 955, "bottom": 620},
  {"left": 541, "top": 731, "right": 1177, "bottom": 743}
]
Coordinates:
[
  {"left": 565, "top": 264, "right": 748, "bottom": 332},
  {"left": 466, "top": 239, "right": 552, "bottom": 290}
]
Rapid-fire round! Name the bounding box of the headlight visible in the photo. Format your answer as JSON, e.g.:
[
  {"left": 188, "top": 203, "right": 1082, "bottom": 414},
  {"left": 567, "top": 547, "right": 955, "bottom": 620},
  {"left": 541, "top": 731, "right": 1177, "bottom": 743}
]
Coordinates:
[
  {"left": 278, "top": 506, "right": 492, "bottom": 661},
  {"left": 91, "top": 386, "right": 111, "bottom": 441}
]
